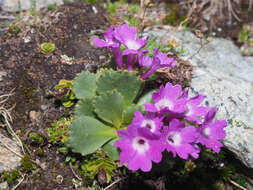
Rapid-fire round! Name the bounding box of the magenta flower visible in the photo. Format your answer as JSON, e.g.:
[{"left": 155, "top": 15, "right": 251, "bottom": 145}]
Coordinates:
[
  {"left": 190, "top": 144, "right": 201, "bottom": 159},
  {"left": 164, "top": 88, "right": 208, "bottom": 124},
  {"left": 114, "top": 24, "right": 147, "bottom": 53},
  {"left": 93, "top": 26, "right": 123, "bottom": 69},
  {"left": 93, "top": 26, "right": 118, "bottom": 48},
  {"left": 145, "top": 82, "right": 187, "bottom": 115},
  {"left": 114, "top": 24, "right": 148, "bottom": 70},
  {"left": 131, "top": 111, "right": 163, "bottom": 134},
  {"left": 162, "top": 119, "right": 199, "bottom": 159},
  {"left": 184, "top": 94, "right": 209, "bottom": 124},
  {"left": 138, "top": 50, "right": 152, "bottom": 67},
  {"left": 141, "top": 48, "right": 176, "bottom": 80},
  {"left": 198, "top": 108, "right": 227, "bottom": 153},
  {"left": 115, "top": 126, "right": 164, "bottom": 172}
]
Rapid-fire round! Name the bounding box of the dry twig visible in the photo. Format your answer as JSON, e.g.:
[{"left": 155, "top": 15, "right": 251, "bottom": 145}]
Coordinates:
[
  {"left": 185, "top": 0, "right": 248, "bottom": 28},
  {"left": 229, "top": 179, "right": 247, "bottom": 190},
  {"left": 0, "top": 89, "right": 25, "bottom": 154},
  {"left": 69, "top": 163, "right": 82, "bottom": 181},
  {"left": 12, "top": 174, "right": 26, "bottom": 190},
  {"left": 103, "top": 178, "right": 123, "bottom": 190}
]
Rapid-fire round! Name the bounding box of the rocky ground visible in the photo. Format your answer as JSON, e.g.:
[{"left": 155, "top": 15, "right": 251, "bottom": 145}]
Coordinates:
[{"left": 0, "top": 0, "right": 253, "bottom": 190}]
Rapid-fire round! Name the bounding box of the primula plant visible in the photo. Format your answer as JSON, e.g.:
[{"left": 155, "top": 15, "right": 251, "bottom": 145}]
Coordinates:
[
  {"left": 40, "top": 42, "right": 56, "bottom": 54},
  {"left": 68, "top": 69, "right": 144, "bottom": 160},
  {"left": 68, "top": 24, "right": 227, "bottom": 173}
]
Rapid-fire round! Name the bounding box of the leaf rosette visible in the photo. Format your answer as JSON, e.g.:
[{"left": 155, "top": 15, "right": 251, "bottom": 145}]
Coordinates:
[{"left": 68, "top": 69, "right": 144, "bottom": 160}]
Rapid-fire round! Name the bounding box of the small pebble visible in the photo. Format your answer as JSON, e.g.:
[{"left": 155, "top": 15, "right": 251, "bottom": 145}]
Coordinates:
[
  {"left": 99, "top": 55, "right": 106, "bottom": 60},
  {"left": 23, "top": 36, "right": 31, "bottom": 43},
  {"left": 41, "top": 105, "right": 48, "bottom": 111},
  {"left": 0, "top": 181, "right": 8, "bottom": 190},
  {"left": 29, "top": 110, "right": 41, "bottom": 123},
  {"left": 56, "top": 175, "right": 63, "bottom": 184},
  {"left": 92, "top": 6, "right": 98, "bottom": 14}
]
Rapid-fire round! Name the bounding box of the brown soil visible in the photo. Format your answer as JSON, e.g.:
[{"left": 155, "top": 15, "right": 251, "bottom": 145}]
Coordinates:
[{"left": 0, "top": 2, "right": 111, "bottom": 189}]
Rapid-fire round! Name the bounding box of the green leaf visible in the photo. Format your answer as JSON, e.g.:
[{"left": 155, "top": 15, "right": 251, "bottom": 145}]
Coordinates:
[
  {"left": 55, "top": 79, "right": 74, "bottom": 89},
  {"left": 81, "top": 157, "right": 116, "bottom": 183},
  {"left": 58, "top": 147, "right": 68, "bottom": 154},
  {"left": 239, "top": 29, "right": 249, "bottom": 43},
  {"left": 102, "top": 138, "right": 119, "bottom": 160},
  {"left": 93, "top": 91, "right": 123, "bottom": 128},
  {"left": 62, "top": 101, "right": 74, "bottom": 108},
  {"left": 75, "top": 98, "right": 95, "bottom": 117},
  {"left": 96, "top": 70, "right": 142, "bottom": 107},
  {"left": 123, "top": 104, "right": 143, "bottom": 125},
  {"left": 41, "top": 42, "right": 55, "bottom": 54},
  {"left": 137, "top": 90, "right": 156, "bottom": 106},
  {"left": 73, "top": 71, "right": 97, "bottom": 99},
  {"left": 68, "top": 116, "right": 117, "bottom": 156}
]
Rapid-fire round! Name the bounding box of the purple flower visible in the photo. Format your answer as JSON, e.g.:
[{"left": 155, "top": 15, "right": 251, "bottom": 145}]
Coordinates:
[
  {"left": 114, "top": 24, "right": 148, "bottom": 70},
  {"left": 162, "top": 119, "right": 199, "bottom": 159},
  {"left": 93, "top": 26, "right": 118, "bottom": 48},
  {"left": 114, "top": 24, "right": 147, "bottom": 52},
  {"left": 93, "top": 26, "right": 123, "bottom": 69},
  {"left": 131, "top": 111, "right": 163, "bottom": 134},
  {"left": 198, "top": 108, "right": 227, "bottom": 153},
  {"left": 138, "top": 50, "right": 152, "bottom": 67},
  {"left": 115, "top": 126, "right": 164, "bottom": 172},
  {"left": 184, "top": 94, "right": 209, "bottom": 124},
  {"left": 145, "top": 82, "right": 187, "bottom": 115},
  {"left": 141, "top": 48, "right": 176, "bottom": 80},
  {"left": 190, "top": 144, "right": 201, "bottom": 159},
  {"left": 164, "top": 88, "right": 209, "bottom": 124}
]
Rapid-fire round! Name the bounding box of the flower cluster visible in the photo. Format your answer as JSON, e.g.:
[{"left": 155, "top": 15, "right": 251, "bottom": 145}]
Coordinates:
[
  {"left": 93, "top": 24, "right": 227, "bottom": 172},
  {"left": 115, "top": 82, "right": 227, "bottom": 172},
  {"left": 93, "top": 24, "right": 176, "bottom": 79}
]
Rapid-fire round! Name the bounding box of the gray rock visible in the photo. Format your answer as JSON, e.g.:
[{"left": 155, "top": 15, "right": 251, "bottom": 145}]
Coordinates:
[
  {"left": 0, "top": 181, "right": 8, "bottom": 190},
  {"left": 144, "top": 26, "right": 253, "bottom": 168},
  {"left": 0, "top": 71, "right": 7, "bottom": 81},
  {"left": 246, "top": 182, "right": 253, "bottom": 190},
  {"left": 244, "top": 56, "right": 253, "bottom": 64},
  {"left": 0, "top": 133, "right": 22, "bottom": 172},
  {"left": 1, "top": 0, "right": 63, "bottom": 12}
]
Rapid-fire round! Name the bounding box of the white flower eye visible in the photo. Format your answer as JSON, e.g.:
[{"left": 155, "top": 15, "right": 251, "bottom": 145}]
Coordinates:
[
  {"left": 156, "top": 99, "right": 173, "bottom": 110},
  {"left": 126, "top": 40, "right": 140, "bottom": 50},
  {"left": 203, "top": 127, "right": 211, "bottom": 137},
  {"left": 141, "top": 120, "right": 155, "bottom": 132},
  {"left": 132, "top": 137, "right": 149, "bottom": 154},
  {"left": 167, "top": 132, "right": 181, "bottom": 146}
]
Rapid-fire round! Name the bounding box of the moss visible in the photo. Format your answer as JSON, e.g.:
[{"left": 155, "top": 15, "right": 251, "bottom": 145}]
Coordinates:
[
  {"left": 1, "top": 170, "right": 21, "bottom": 185},
  {"left": 22, "top": 88, "right": 36, "bottom": 97},
  {"left": 231, "top": 118, "right": 248, "bottom": 128},
  {"left": 48, "top": 3, "right": 57, "bottom": 11},
  {"left": 21, "top": 87, "right": 38, "bottom": 104},
  {"left": 20, "top": 70, "right": 39, "bottom": 104},
  {"left": 38, "top": 147, "right": 44, "bottom": 156},
  {"left": 8, "top": 25, "right": 20, "bottom": 34},
  {"left": 166, "top": 4, "right": 188, "bottom": 27},
  {"left": 45, "top": 117, "right": 72, "bottom": 145},
  {"left": 21, "top": 155, "right": 35, "bottom": 173},
  {"left": 29, "top": 132, "right": 44, "bottom": 144}
]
